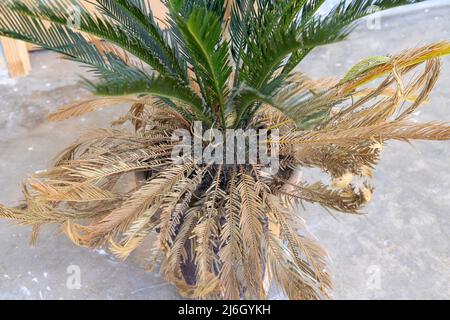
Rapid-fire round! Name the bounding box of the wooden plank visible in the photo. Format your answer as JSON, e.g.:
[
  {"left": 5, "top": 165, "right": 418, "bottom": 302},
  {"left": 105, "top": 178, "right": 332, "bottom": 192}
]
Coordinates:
[
  {"left": 0, "top": 38, "right": 31, "bottom": 78},
  {"left": 150, "top": 0, "right": 168, "bottom": 25}
]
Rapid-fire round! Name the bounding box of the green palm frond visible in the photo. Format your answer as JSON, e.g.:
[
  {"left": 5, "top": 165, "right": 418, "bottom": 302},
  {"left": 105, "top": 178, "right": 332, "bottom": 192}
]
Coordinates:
[
  {"left": 7, "top": 0, "right": 169, "bottom": 74},
  {"left": 171, "top": 5, "right": 232, "bottom": 126},
  {"left": 94, "top": 0, "right": 187, "bottom": 79},
  {"left": 0, "top": 3, "right": 112, "bottom": 70},
  {"left": 167, "top": 0, "right": 226, "bottom": 19},
  {"left": 87, "top": 72, "right": 210, "bottom": 124},
  {"left": 238, "top": 1, "right": 304, "bottom": 88},
  {"left": 281, "top": 0, "right": 426, "bottom": 77}
]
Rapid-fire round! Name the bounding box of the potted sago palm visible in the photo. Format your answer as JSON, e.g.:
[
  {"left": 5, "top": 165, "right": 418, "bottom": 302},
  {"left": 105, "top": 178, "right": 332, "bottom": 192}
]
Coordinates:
[{"left": 0, "top": 0, "right": 449, "bottom": 299}]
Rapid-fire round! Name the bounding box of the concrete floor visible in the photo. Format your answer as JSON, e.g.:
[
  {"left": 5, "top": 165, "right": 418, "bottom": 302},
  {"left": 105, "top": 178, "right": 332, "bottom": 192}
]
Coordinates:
[{"left": 0, "top": 3, "right": 449, "bottom": 300}]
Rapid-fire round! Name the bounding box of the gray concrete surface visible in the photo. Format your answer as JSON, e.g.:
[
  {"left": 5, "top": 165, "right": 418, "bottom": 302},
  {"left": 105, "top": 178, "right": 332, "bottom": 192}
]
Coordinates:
[{"left": 0, "top": 3, "right": 449, "bottom": 300}]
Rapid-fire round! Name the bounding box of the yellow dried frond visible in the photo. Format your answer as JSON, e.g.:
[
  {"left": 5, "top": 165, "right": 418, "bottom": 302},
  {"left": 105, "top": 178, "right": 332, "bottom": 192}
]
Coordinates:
[
  {"left": 64, "top": 220, "right": 93, "bottom": 247},
  {"left": 237, "top": 171, "right": 266, "bottom": 298},
  {"left": 28, "top": 178, "right": 116, "bottom": 202},
  {"left": 87, "top": 162, "right": 194, "bottom": 239},
  {"left": 264, "top": 224, "right": 325, "bottom": 300},
  {"left": 359, "top": 165, "right": 374, "bottom": 178},
  {"left": 219, "top": 169, "right": 242, "bottom": 300},
  {"left": 193, "top": 217, "right": 219, "bottom": 288},
  {"left": 162, "top": 208, "right": 199, "bottom": 286},
  {"left": 0, "top": 204, "right": 23, "bottom": 221},
  {"left": 340, "top": 42, "right": 450, "bottom": 92},
  {"left": 48, "top": 97, "right": 138, "bottom": 121},
  {"left": 361, "top": 187, "right": 373, "bottom": 203},
  {"left": 191, "top": 271, "right": 221, "bottom": 298},
  {"left": 66, "top": 160, "right": 152, "bottom": 181},
  {"left": 332, "top": 172, "right": 354, "bottom": 189},
  {"left": 278, "top": 179, "right": 365, "bottom": 214},
  {"left": 280, "top": 121, "right": 450, "bottom": 147},
  {"left": 353, "top": 87, "right": 428, "bottom": 104},
  {"left": 238, "top": 172, "right": 265, "bottom": 247},
  {"left": 266, "top": 195, "right": 331, "bottom": 293},
  {"left": 109, "top": 236, "right": 145, "bottom": 260},
  {"left": 159, "top": 167, "right": 206, "bottom": 248}
]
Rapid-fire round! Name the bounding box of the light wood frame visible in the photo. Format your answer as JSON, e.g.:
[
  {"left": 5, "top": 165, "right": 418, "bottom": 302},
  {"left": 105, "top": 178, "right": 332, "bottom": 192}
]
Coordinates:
[{"left": 1, "top": 38, "right": 32, "bottom": 78}]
